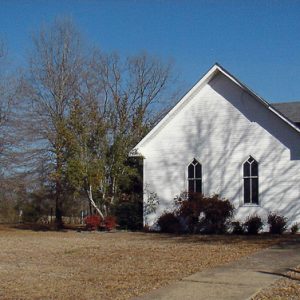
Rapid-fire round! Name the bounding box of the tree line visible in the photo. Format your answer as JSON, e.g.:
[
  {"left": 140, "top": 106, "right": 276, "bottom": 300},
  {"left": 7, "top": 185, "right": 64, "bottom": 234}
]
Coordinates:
[{"left": 0, "top": 18, "right": 178, "bottom": 228}]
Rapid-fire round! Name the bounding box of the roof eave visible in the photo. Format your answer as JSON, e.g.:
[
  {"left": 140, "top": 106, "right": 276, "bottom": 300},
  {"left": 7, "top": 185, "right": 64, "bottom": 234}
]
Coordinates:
[
  {"left": 130, "top": 63, "right": 300, "bottom": 155},
  {"left": 128, "top": 148, "right": 144, "bottom": 158},
  {"left": 216, "top": 65, "right": 300, "bottom": 134},
  {"left": 130, "top": 64, "right": 221, "bottom": 152}
]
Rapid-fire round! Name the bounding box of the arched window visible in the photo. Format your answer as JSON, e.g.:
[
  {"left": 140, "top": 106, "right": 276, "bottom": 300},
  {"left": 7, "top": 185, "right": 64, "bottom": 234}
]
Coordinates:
[
  {"left": 188, "top": 159, "right": 202, "bottom": 193},
  {"left": 243, "top": 156, "right": 259, "bottom": 204}
]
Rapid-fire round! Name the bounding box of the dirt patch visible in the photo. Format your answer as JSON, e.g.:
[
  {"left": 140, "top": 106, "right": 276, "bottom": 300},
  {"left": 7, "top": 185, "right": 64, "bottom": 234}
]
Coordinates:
[{"left": 0, "top": 225, "right": 289, "bottom": 300}]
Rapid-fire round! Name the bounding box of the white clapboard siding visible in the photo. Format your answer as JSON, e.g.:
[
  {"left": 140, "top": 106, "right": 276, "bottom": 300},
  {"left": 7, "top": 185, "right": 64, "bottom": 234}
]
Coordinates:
[{"left": 133, "top": 65, "right": 300, "bottom": 227}]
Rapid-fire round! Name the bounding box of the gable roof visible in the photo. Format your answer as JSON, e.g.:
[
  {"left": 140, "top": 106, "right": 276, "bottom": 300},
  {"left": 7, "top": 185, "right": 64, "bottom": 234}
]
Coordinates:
[
  {"left": 130, "top": 63, "right": 300, "bottom": 157},
  {"left": 271, "top": 102, "right": 300, "bottom": 123}
]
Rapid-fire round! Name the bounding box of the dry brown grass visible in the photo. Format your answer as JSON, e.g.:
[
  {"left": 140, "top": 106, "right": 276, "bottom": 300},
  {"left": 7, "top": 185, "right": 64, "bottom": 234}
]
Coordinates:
[
  {"left": 0, "top": 225, "right": 287, "bottom": 300},
  {"left": 252, "top": 265, "right": 300, "bottom": 300}
]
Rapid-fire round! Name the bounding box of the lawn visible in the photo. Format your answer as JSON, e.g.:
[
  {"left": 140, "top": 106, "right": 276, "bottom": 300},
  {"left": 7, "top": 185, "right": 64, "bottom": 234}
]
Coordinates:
[
  {"left": 253, "top": 265, "right": 300, "bottom": 300},
  {"left": 0, "top": 225, "right": 289, "bottom": 300}
]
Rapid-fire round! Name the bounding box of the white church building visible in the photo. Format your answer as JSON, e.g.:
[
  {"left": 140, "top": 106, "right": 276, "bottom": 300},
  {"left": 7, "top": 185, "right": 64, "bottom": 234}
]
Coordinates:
[{"left": 130, "top": 64, "right": 300, "bottom": 228}]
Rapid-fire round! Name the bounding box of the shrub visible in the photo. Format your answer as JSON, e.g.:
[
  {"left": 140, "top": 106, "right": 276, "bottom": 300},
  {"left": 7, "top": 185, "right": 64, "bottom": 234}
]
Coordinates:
[
  {"left": 176, "top": 193, "right": 234, "bottom": 234},
  {"left": 244, "top": 215, "right": 264, "bottom": 235},
  {"left": 22, "top": 202, "right": 42, "bottom": 223},
  {"left": 267, "top": 212, "right": 287, "bottom": 234},
  {"left": 114, "top": 194, "right": 143, "bottom": 230},
  {"left": 104, "top": 216, "right": 117, "bottom": 231},
  {"left": 231, "top": 221, "right": 245, "bottom": 234},
  {"left": 175, "top": 196, "right": 201, "bottom": 233},
  {"left": 0, "top": 199, "right": 19, "bottom": 223},
  {"left": 84, "top": 215, "right": 102, "bottom": 230},
  {"left": 157, "top": 212, "right": 181, "bottom": 234},
  {"left": 291, "top": 223, "right": 299, "bottom": 234}
]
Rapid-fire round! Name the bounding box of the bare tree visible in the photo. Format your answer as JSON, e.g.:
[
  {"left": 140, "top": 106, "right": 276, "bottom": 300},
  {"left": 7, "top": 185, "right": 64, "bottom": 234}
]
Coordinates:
[
  {"left": 94, "top": 52, "right": 176, "bottom": 203},
  {"left": 20, "top": 18, "right": 179, "bottom": 225},
  {"left": 24, "top": 18, "right": 84, "bottom": 227},
  {"left": 0, "top": 39, "right": 31, "bottom": 222},
  {"left": 61, "top": 51, "right": 177, "bottom": 216},
  {"left": 0, "top": 40, "right": 15, "bottom": 162}
]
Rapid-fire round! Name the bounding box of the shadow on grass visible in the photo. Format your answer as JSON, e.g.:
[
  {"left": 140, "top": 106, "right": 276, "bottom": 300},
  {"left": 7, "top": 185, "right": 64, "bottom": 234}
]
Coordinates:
[
  {"left": 132, "top": 231, "right": 300, "bottom": 246},
  {"left": 2, "top": 223, "right": 300, "bottom": 248},
  {"left": 5, "top": 222, "right": 84, "bottom": 232},
  {"left": 258, "top": 270, "right": 300, "bottom": 282},
  {"left": 288, "top": 268, "right": 300, "bottom": 274}
]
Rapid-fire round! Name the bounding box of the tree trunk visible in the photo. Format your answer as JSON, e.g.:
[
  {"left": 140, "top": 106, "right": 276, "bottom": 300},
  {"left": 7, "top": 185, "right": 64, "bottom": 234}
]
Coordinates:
[
  {"left": 88, "top": 200, "right": 92, "bottom": 215},
  {"left": 55, "top": 154, "right": 64, "bottom": 229},
  {"left": 55, "top": 183, "right": 63, "bottom": 229},
  {"left": 86, "top": 184, "right": 105, "bottom": 219},
  {"left": 111, "top": 177, "right": 116, "bottom": 204}
]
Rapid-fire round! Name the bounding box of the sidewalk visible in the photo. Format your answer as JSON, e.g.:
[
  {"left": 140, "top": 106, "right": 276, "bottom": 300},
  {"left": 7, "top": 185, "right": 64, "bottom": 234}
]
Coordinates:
[{"left": 135, "top": 238, "right": 300, "bottom": 300}]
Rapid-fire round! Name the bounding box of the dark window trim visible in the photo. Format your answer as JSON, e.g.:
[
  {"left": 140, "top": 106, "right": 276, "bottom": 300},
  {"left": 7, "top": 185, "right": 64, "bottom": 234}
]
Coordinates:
[
  {"left": 188, "top": 159, "right": 202, "bottom": 194},
  {"left": 243, "top": 156, "right": 259, "bottom": 205}
]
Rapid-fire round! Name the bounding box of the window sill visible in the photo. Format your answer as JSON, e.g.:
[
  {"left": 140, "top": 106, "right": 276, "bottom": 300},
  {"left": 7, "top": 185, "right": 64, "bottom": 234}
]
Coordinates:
[{"left": 241, "top": 203, "right": 260, "bottom": 207}]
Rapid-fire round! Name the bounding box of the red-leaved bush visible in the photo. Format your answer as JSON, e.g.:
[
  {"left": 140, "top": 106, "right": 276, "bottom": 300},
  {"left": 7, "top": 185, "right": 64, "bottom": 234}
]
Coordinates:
[
  {"left": 244, "top": 215, "right": 264, "bottom": 235},
  {"left": 267, "top": 212, "right": 287, "bottom": 234},
  {"left": 157, "top": 212, "right": 181, "bottom": 234},
  {"left": 157, "top": 193, "right": 234, "bottom": 234}
]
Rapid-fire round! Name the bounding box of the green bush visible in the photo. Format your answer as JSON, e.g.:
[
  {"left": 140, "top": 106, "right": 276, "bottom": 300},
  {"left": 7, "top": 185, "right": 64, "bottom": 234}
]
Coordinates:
[
  {"left": 244, "top": 215, "right": 264, "bottom": 235},
  {"left": 22, "top": 202, "right": 42, "bottom": 223},
  {"left": 157, "top": 212, "right": 181, "bottom": 234},
  {"left": 114, "top": 194, "right": 143, "bottom": 230},
  {"left": 231, "top": 221, "right": 245, "bottom": 234},
  {"left": 291, "top": 223, "right": 298, "bottom": 234},
  {"left": 267, "top": 213, "right": 287, "bottom": 234},
  {"left": 0, "top": 200, "right": 19, "bottom": 223}
]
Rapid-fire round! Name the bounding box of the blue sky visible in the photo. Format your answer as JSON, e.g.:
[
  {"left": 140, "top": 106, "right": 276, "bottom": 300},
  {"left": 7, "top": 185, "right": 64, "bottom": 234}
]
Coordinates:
[{"left": 1, "top": 0, "right": 300, "bottom": 102}]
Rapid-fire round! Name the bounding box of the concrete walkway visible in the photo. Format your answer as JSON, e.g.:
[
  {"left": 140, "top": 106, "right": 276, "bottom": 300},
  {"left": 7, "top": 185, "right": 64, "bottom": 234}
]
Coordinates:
[{"left": 135, "top": 238, "right": 300, "bottom": 300}]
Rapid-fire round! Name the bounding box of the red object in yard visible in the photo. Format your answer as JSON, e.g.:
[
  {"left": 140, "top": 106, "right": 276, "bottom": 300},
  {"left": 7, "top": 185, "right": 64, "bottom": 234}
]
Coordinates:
[
  {"left": 84, "top": 215, "right": 117, "bottom": 231},
  {"left": 84, "top": 215, "right": 102, "bottom": 230},
  {"left": 104, "top": 216, "right": 117, "bottom": 231}
]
